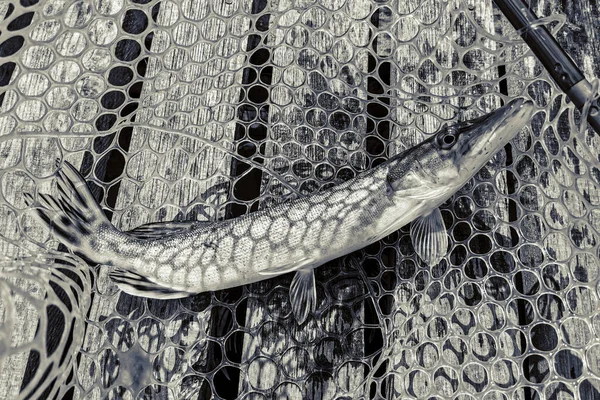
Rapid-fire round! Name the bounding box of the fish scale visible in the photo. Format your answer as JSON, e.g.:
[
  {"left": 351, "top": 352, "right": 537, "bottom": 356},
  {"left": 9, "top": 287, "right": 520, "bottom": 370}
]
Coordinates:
[{"left": 27, "top": 98, "right": 534, "bottom": 323}]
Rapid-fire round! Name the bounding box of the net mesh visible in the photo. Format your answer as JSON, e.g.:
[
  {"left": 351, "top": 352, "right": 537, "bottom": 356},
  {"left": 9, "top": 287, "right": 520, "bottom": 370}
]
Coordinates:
[{"left": 1, "top": 0, "right": 600, "bottom": 398}]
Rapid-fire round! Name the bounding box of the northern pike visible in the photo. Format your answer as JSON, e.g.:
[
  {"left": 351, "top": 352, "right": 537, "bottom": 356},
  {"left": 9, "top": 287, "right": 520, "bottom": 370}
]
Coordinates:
[{"left": 26, "top": 98, "right": 533, "bottom": 323}]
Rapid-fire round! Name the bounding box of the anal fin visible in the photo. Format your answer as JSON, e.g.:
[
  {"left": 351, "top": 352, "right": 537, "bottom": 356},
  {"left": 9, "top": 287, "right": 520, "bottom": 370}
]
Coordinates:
[
  {"left": 410, "top": 208, "right": 448, "bottom": 266},
  {"left": 290, "top": 268, "right": 316, "bottom": 324},
  {"left": 109, "top": 268, "right": 193, "bottom": 299}
]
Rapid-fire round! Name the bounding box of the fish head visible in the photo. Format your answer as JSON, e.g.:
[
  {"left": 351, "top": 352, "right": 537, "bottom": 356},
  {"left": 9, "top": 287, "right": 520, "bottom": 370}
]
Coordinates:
[
  {"left": 428, "top": 98, "right": 533, "bottom": 183},
  {"left": 387, "top": 98, "right": 533, "bottom": 197}
]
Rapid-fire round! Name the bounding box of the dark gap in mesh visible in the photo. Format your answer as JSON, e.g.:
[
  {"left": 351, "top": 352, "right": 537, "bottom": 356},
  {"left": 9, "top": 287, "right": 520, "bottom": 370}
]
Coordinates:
[
  {"left": 93, "top": 132, "right": 116, "bottom": 154},
  {"left": 366, "top": 136, "right": 385, "bottom": 156},
  {"left": 100, "top": 90, "right": 126, "bottom": 109},
  {"left": 214, "top": 6, "right": 272, "bottom": 397},
  {"left": 227, "top": 202, "right": 248, "bottom": 216},
  {"left": 20, "top": 350, "right": 40, "bottom": 395},
  {"left": 59, "top": 318, "right": 76, "bottom": 366},
  {"left": 579, "top": 379, "right": 600, "bottom": 398},
  {"left": 259, "top": 66, "right": 273, "bottom": 85},
  {"left": 49, "top": 280, "right": 72, "bottom": 312},
  {"left": 499, "top": 61, "right": 532, "bottom": 391},
  {"left": 377, "top": 120, "right": 390, "bottom": 141},
  {"left": 255, "top": 14, "right": 271, "bottom": 32},
  {"left": 45, "top": 305, "right": 66, "bottom": 357},
  {"left": 94, "top": 113, "right": 117, "bottom": 132},
  {"left": 498, "top": 65, "right": 509, "bottom": 96},
  {"left": 128, "top": 82, "right": 143, "bottom": 99},
  {"left": 77, "top": 5, "right": 161, "bottom": 395},
  {"left": 151, "top": 3, "right": 160, "bottom": 22},
  {"left": 4, "top": 3, "right": 14, "bottom": 18},
  {"left": 364, "top": 12, "right": 391, "bottom": 389},
  {"left": 65, "top": 363, "right": 75, "bottom": 386},
  {"left": 95, "top": 150, "right": 125, "bottom": 183},
  {"left": 118, "top": 126, "right": 134, "bottom": 152},
  {"left": 60, "top": 386, "right": 75, "bottom": 400},
  {"left": 56, "top": 267, "right": 85, "bottom": 292},
  {"left": 7, "top": 11, "right": 34, "bottom": 31},
  {"left": 23, "top": 258, "right": 69, "bottom": 398},
  {"left": 106, "top": 183, "right": 121, "bottom": 209},
  {"left": 37, "top": 377, "right": 57, "bottom": 400},
  {"left": 20, "top": 0, "right": 39, "bottom": 7},
  {"left": 0, "top": 35, "right": 24, "bottom": 57},
  {"left": 249, "top": 48, "right": 270, "bottom": 65},
  {"left": 369, "top": 381, "right": 377, "bottom": 399},
  {"left": 143, "top": 33, "right": 154, "bottom": 51},
  {"left": 78, "top": 150, "right": 95, "bottom": 181},
  {"left": 213, "top": 367, "right": 242, "bottom": 399},
  {"left": 252, "top": 0, "right": 268, "bottom": 14},
  {"left": 115, "top": 39, "right": 142, "bottom": 61},
  {"left": 137, "top": 57, "right": 149, "bottom": 76},
  {"left": 120, "top": 102, "right": 139, "bottom": 117},
  {"left": 108, "top": 66, "right": 134, "bottom": 86},
  {"left": 122, "top": 9, "right": 148, "bottom": 34}
]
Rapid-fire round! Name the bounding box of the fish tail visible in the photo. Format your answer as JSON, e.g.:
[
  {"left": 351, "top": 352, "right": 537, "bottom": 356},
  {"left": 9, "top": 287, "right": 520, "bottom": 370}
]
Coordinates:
[{"left": 25, "top": 161, "right": 115, "bottom": 264}]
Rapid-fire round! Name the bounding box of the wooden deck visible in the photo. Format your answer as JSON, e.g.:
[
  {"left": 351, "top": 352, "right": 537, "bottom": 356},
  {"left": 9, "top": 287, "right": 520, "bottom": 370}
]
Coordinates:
[{"left": 1, "top": 0, "right": 600, "bottom": 398}]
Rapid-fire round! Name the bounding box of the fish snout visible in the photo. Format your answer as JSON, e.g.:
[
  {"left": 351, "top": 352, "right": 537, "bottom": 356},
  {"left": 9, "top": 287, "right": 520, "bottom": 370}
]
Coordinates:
[
  {"left": 509, "top": 98, "right": 534, "bottom": 116},
  {"left": 454, "top": 98, "right": 534, "bottom": 174}
]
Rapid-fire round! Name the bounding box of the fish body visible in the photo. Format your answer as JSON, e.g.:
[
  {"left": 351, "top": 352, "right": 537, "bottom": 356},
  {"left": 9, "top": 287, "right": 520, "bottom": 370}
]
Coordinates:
[
  {"left": 28, "top": 98, "right": 534, "bottom": 322},
  {"left": 96, "top": 164, "right": 418, "bottom": 292}
]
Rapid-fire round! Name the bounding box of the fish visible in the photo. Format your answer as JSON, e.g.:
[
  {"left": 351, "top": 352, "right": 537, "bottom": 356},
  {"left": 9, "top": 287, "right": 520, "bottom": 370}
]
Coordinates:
[{"left": 25, "top": 98, "right": 534, "bottom": 323}]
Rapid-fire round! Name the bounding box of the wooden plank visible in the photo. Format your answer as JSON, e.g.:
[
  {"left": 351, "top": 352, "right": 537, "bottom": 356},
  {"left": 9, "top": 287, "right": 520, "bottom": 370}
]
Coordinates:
[
  {"left": 74, "top": 1, "right": 254, "bottom": 398},
  {"left": 233, "top": 8, "right": 285, "bottom": 396},
  {"left": 512, "top": 0, "right": 600, "bottom": 398},
  {"left": 235, "top": 3, "right": 372, "bottom": 397},
  {"left": 0, "top": 0, "right": 91, "bottom": 393},
  {"left": 376, "top": 0, "right": 510, "bottom": 397}
]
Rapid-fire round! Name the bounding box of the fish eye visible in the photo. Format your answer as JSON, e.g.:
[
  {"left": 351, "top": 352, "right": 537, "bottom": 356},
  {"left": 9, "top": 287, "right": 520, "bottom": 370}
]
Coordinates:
[
  {"left": 437, "top": 130, "right": 457, "bottom": 149},
  {"left": 443, "top": 134, "right": 455, "bottom": 145}
]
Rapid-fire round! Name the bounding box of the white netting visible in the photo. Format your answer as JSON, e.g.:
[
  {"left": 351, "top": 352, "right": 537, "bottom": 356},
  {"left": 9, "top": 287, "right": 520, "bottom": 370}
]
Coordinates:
[{"left": 1, "top": 0, "right": 600, "bottom": 398}]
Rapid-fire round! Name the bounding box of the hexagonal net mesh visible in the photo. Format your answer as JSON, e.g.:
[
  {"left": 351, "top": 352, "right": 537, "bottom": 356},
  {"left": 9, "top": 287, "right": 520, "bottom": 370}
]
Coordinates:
[{"left": 1, "top": 0, "right": 600, "bottom": 398}]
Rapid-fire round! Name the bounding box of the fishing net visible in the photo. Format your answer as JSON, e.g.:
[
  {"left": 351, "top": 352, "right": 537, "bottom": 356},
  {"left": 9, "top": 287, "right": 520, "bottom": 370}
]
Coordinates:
[{"left": 1, "top": 0, "right": 600, "bottom": 398}]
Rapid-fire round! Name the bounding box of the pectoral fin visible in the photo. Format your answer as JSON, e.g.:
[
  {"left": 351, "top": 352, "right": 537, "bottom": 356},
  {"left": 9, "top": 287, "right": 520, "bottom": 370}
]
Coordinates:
[
  {"left": 290, "top": 268, "right": 316, "bottom": 324},
  {"left": 126, "top": 220, "right": 213, "bottom": 240},
  {"left": 109, "top": 268, "right": 194, "bottom": 299},
  {"left": 410, "top": 208, "right": 448, "bottom": 266}
]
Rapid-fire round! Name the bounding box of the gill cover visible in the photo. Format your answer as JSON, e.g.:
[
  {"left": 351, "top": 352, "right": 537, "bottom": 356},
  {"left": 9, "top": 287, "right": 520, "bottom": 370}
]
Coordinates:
[{"left": 385, "top": 122, "right": 461, "bottom": 200}]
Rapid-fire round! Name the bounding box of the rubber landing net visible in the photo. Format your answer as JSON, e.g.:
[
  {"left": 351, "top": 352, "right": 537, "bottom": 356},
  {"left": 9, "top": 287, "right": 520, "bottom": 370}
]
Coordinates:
[{"left": 1, "top": 0, "right": 600, "bottom": 399}]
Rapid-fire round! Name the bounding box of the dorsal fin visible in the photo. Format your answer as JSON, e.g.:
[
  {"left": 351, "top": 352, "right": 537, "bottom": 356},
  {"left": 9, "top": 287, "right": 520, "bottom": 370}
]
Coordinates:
[{"left": 126, "top": 221, "right": 213, "bottom": 240}]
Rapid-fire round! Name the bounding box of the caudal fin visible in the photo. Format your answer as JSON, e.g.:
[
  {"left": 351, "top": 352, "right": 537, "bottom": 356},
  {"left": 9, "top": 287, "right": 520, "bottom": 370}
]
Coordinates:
[{"left": 25, "top": 161, "right": 113, "bottom": 262}]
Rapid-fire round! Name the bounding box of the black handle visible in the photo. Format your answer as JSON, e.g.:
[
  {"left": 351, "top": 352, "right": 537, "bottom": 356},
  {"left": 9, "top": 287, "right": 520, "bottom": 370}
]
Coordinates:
[{"left": 493, "top": 0, "right": 600, "bottom": 134}]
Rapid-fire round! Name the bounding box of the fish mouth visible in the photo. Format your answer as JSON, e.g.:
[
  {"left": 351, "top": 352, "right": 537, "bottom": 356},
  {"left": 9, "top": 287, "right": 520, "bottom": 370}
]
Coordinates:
[
  {"left": 486, "top": 98, "right": 534, "bottom": 137},
  {"left": 456, "top": 98, "right": 534, "bottom": 164}
]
